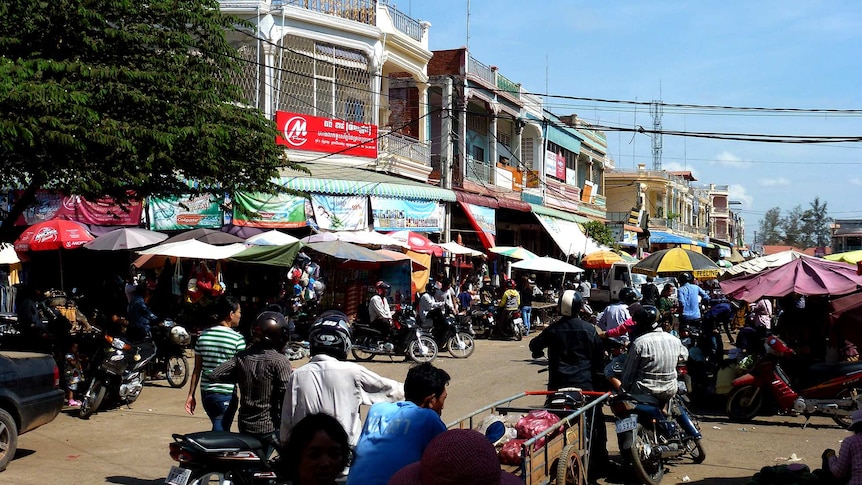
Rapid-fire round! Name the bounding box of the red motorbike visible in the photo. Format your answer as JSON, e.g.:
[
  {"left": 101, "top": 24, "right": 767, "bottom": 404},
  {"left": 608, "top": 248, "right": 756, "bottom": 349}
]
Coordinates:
[{"left": 726, "top": 335, "right": 862, "bottom": 428}]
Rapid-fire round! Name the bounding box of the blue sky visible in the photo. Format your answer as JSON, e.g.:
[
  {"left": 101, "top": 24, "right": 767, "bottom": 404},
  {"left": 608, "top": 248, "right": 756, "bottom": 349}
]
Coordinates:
[{"left": 409, "top": 1, "right": 862, "bottom": 241}]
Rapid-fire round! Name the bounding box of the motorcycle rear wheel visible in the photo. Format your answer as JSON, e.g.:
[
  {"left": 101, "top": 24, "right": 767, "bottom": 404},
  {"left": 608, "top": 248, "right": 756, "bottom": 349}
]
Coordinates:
[
  {"left": 79, "top": 382, "right": 106, "bottom": 419},
  {"left": 166, "top": 354, "right": 190, "bottom": 388},
  {"left": 628, "top": 423, "right": 664, "bottom": 485},
  {"left": 726, "top": 385, "right": 763, "bottom": 421},
  {"left": 407, "top": 336, "right": 438, "bottom": 363},
  {"left": 833, "top": 387, "right": 862, "bottom": 428},
  {"left": 351, "top": 344, "right": 376, "bottom": 362},
  {"left": 513, "top": 323, "right": 523, "bottom": 341},
  {"left": 447, "top": 332, "right": 475, "bottom": 359},
  {"left": 189, "top": 471, "right": 231, "bottom": 484}
]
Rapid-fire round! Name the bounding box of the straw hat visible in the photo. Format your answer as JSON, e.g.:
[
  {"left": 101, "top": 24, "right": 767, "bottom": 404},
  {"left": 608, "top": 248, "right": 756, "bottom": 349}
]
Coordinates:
[{"left": 388, "top": 429, "right": 522, "bottom": 485}]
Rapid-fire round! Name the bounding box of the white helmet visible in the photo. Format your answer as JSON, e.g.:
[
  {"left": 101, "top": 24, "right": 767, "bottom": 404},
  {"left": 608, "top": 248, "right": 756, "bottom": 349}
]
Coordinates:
[
  {"left": 170, "top": 325, "right": 191, "bottom": 346},
  {"left": 558, "top": 290, "right": 584, "bottom": 317}
]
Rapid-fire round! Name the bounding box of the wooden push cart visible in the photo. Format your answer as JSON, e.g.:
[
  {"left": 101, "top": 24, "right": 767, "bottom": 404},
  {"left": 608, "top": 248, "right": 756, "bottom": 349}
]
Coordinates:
[{"left": 447, "top": 390, "right": 610, "bottom": 485}]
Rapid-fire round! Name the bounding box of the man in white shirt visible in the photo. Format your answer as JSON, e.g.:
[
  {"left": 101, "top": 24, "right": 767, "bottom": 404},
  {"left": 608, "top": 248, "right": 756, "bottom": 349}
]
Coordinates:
[{"left": 368, "top": 281, "right": 393, "bottom": 337}]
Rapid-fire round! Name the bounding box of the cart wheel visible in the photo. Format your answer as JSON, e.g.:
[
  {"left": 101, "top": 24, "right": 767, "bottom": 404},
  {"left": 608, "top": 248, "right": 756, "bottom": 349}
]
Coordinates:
[{"left": 556, "top": 444, "right": 586, "bottom": 485}]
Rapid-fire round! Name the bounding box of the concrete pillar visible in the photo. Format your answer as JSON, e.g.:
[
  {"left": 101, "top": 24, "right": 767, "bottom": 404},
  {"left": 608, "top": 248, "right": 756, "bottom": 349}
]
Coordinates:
[
  {"left": 262, "top": 42, "right": 278, "bottom": 120},
  {"left": 458, "top": 90, "right": 468, "bottom": 183},
  {"left": 417, "top": 82, "right": 428, "bottom": 149},
  {"left": 489, "top": 108, "right": 498, "bottom": 185}
]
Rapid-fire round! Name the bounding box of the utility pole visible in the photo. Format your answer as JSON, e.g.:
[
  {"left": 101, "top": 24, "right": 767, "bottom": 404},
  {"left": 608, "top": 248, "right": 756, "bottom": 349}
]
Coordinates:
[
  {"left": 650, "top": 99, "right": 663, "bottom": 171},
  {"left": 442, "top": 77, "right": 453, "bottom": 244}
]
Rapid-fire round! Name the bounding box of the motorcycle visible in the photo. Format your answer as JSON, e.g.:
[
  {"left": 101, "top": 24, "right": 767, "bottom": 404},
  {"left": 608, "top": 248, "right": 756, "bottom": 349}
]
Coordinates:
[
  {"left": 148, "top": 319, "right": 191, "bottom": 388},
  {"left": 726, "top": 334, "right": 862, "bottom": 428},
  {"left": 350, "top": 305, "right": 437, "bottom": 363},
  {"left": 167, "top": 431, "right": 276, "bottom": 485},
  {"left": 609, "top": 377, "right": 706, "bottom": 485},
  {"left": 78, "top": 332, "right": 157, "bottom": 418},
  {"left": 496, "top": 307, "right": 525, "bottom": 341},
  {"left": 425, "top": 308, "right": 476, "bottom": 359},
  {"left": 465, "top": 304, "right": 496, "bottom": 339}
]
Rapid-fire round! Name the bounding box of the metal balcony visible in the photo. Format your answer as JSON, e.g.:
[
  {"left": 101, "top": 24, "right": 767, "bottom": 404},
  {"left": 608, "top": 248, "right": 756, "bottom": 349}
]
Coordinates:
[{"left": 378, "top": 130, "right": 431, "bottom": 166}]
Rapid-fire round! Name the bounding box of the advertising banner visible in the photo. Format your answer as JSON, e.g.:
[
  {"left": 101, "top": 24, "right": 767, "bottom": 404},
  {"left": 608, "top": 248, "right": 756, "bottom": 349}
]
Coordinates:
[
  {"left": 311, "top": 194, "right": 367, "bottom": 231},
  {"left": 543, "top": 150, "right": 566, "bottom": 180},
  {"left": 459, "top": 202, "right": 496, "bottom": 249},
  {"left": 16, "top": 191, "right": 143, "bottom": 226},
  {"left": 370, "top": 197, "right": 444, "bottom": 232},
  {"left": 275, "top": 111, "right": 378, "bottom": 159},
  {"left": 148, "top": 194, "right": 224, "bottom": 230},
  {"left": 231, "top": 191, "right": 307, "bottom": 228}
]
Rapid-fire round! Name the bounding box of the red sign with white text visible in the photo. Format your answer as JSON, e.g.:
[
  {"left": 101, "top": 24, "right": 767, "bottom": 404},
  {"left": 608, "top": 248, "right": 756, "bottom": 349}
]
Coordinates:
[{"left": 275, "top": 111, "right": 378, "bottom": 159}]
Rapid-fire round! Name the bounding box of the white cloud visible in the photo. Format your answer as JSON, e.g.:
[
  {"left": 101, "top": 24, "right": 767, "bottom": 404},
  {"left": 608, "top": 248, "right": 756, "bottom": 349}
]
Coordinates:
[
  {"left": 712, "top": 150, "right": 750, "bottom": 168},
  {"left": 728, "top": 184, "right": 754, "bottom": 208},
  {"left": 760, "top": 177, "right": 791, "bottom": 187},
  {"left": 851, "top": 178, "right": 862, "bottom": 186},
  {"left": 661, "top": 161, "right": 698, "bottom": 179}
]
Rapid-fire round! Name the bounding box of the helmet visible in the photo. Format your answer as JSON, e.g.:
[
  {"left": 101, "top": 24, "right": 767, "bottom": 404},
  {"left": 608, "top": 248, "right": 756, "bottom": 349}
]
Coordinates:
[
  {"left": 425, "top": 279, "right": 437, "bottom": 294},
  {"left": 375, "top": 281, "right": 390, "bottom": 291},
  {"left": 252, "top": 311, "right": 290, "bottom": 350},
  {"left": 678, "top": 272, "right": 693, "bottom": 285},
  {"left": 558, "top": 290, "right": 584, "bottom": 317},
  {"left": 618, "top": 287, "right": 638, "bottom": 304},
  {"left": 308, "top": 312, "right": 352, "bottom": 360},
  {"left": 506, "top": 279, "right": 516, "bottom": 289},
  {"left": 169, "top": 325, "right": 191, "bottom": 346},
  {"left": 631, "top": 305, "right": 660, "bottom": 337}
]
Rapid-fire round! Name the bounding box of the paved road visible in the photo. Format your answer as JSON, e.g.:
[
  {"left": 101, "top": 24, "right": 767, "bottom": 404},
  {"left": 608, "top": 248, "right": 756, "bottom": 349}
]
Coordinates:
[{"left": 2, "top": 336, "right": 850, "bottom": 484}]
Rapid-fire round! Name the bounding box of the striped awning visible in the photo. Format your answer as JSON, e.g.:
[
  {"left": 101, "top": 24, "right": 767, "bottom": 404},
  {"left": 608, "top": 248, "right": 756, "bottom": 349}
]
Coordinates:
[
  {"left": 528, "top": 203, "right": 590, "bottom": 223},
  {"left": 277, "top": 165, "right": 456, "bottom": 202}
]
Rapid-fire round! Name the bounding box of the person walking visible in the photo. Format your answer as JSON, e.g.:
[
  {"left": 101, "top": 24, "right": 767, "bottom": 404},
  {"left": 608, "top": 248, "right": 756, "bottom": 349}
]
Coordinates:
[
  {"left": 185, "top": 295, "right": 246, "bottom": 431},
  {"left": 518, "top": 276, "right": 534, "bottom": 336},
  {"left": 676, "top": 272, "right": 709, "bottom": 332},
  {"left": 640, "top": 276, "right": 660, "bottom": 306}
]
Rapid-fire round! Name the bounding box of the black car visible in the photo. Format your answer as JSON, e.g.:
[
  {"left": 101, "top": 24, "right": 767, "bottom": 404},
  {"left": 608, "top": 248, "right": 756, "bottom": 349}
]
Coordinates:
[{"left": 0, "top": 351, "right": 64, "bottom": 471}]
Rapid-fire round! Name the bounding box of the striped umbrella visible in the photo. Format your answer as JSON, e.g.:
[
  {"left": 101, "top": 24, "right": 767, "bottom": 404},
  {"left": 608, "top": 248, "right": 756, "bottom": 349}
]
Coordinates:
[{"left": 632, "top": 247, "right": 721, "bottom": 279}]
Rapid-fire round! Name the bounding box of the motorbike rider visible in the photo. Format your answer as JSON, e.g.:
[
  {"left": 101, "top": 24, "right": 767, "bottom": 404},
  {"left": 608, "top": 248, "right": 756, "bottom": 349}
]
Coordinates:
[
  {"left": 419, "top": 280, "right": 446, "bottom": 330},
  {"left": 640, "top": 276, "right": 660, "bottom": 306},
  {"left": 126, "top": 282, "right": 158, "bottom": 342},
  {"left": 210, "top": 311, "right": 293, "bottom": 459},
  {"left": 677, "top": 272, "right": 709, "bottom": 333},
  {"left": 499, "top": 279, "right": 520, "bottom": 311},
  {"left": 368, "top": 281, "right": 393, "bottom": 338},
  {"left": 528, "top": 290, "right": 609, "bottom": 479},
  {"left": 620, "top": 305, "right": 688, "bottom": 403},
  {"left": 281, "top": 315, "right": 403, "bottom": 447},
  {"left": 598, "top": 287, "right": 637, "bottom": 336}
]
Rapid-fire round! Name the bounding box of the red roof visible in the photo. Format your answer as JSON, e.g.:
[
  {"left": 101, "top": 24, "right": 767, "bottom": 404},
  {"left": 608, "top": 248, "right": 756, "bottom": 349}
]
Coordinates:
[{"left": 762, "top": 245, "right": 803, "bottom": 255}]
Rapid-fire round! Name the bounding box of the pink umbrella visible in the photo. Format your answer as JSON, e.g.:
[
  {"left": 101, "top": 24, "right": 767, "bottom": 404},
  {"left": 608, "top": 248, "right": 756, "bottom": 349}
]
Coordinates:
[
  {"left": 387, "top": 230, "right": 443, "bottom": 257},
  {"left": 720, "top": 257, "right": 862, "bottom": 302}
]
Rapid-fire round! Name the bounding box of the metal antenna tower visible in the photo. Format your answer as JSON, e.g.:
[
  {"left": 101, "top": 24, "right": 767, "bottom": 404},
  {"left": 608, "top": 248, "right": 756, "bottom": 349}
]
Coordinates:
[{"left": 650, "top": 99, "right": 663, "bottom": 170}]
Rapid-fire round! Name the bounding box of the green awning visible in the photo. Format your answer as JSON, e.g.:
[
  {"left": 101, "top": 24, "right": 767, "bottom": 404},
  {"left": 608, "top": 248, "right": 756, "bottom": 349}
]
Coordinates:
[
  {"left": 228, "top": 242, "right": 303, "bottom": 267},
  {"left": 278, "top": 165, "right": 456, "bottom": 202},
  {"left": 529, "top": 203, "right": 590, "bottom": 224}
]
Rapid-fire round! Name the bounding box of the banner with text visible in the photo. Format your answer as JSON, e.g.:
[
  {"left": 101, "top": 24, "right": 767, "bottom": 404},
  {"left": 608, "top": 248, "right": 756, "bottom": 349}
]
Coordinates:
[
  {"left": 371, "top": 197, "right": 444, "bottom": 232},
  {"left": 16, "top": 191, "right": 143, "bottom": 226},
  {"left": 148, "top": 194, "right": 224, "bottom": 230},
  {"left": 544, "top": 150, "right": 566, "bottom": 180},
  {"left": 311, "top": 194, "right": 368, "bottom": 231},
  {"left": 275, "top": 111, "right": 378, "bottom": 159},
  {"left": 231, "top": 191, "right": 307, "bottom": 228}
]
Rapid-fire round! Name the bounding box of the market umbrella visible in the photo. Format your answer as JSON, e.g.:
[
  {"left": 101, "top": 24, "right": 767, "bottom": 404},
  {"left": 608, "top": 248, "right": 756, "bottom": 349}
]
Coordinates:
[
  {"left": 632, "top": 247, "right": 721, "bottom": 280},
  {"left": 229, "top": 242, "right": 304, "bottom": 267},
  {"left": 162, "top": 228, "right": 244, "bottom": 245},
  {"left": 245, "top": 230, "right": 301, "bottom": 246},
  {"left": 719, "top": 256, "right": 862, "bottom": 302},
  {"left": 580, "top": 249, "right": 624, "bottom": 269},
  {"left": 387, "top": 230, "right": 443, "bottom": 256},
  {"left": 439, "top": 241, "right": 483, "bottom": 257},
  {"left": 14, "top": 219, "right": 95, "bottom": 289},
  {"left": 721, "top": 250, "right": 808, "bottom": 279},
  {"left": 137, "top": 240, "right": 246, "bottom": 260},
  {"left": 826, "top": 250, "right": 862, "bottom": 265},
  {"left": 83, "top": 227, "right": 168, "bottom": 251},
  {"left": 511, "top": 256, "right": 584, "bottom": 273},
  {"left": 829, "top": 291, "right": 862, "bottom": 350},
  {"left": 306, "top": 240, "right": 396, "bottom": 263},
  {"left": 716, "top": 259, "right": 733, "bottom": 268},
  {"left": 375, "top": 249, "right": 429, "bottom": 271},
  {"left": 488, "top": 246, "right": 538, "bottom": 260}
]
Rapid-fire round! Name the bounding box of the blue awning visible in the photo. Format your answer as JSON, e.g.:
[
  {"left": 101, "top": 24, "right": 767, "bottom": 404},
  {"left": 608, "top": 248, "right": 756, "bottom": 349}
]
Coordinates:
[{"left": 650, "top": 231, "right": 714, "bottom": 249}]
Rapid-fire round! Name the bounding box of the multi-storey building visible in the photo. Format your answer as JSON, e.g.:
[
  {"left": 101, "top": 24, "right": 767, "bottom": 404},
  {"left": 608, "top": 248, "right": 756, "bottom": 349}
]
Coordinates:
[{"left": 832, "top": 220, "right": 862, "bottom": 252}]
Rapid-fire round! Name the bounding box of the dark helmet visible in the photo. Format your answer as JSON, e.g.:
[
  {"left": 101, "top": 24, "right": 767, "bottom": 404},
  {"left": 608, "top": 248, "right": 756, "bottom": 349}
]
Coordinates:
[
  {"left": 631, "top": 305, "right": 660, "bottom": 336},
  {"left": 506, "top": 279, "right": 516, "bottom": 289},
  {"left": 678, "top": 272, "right": 693, "bottom": 285},
  {"left": 252, "top": 311, "right": 290, "bottom": 350},
  {"left": 308, "top": 311, "right": 352, "bottom": 360},
  {"left": 618, "top": 287, "right": 638, "bottom": 304},
  {"left": 425, "top": 279, "right": 437, "bottom": 294},
  {"left": 558, "top": 290, "right": 584, "bottom": 317}
]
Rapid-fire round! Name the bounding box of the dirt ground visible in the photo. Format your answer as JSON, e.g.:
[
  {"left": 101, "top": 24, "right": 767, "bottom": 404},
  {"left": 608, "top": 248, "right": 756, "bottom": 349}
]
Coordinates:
[{"left": 2, "top": 335, "right": 850, "bottom": 485}]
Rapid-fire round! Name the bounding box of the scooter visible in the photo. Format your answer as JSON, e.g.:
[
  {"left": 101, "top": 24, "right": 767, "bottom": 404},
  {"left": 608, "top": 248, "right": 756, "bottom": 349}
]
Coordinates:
[
  {"left": 726, "top": 334, "right": 862, "bottom": 428},
  {"left": 147, "top": 319, "right": 191, "bottom": 388},
  {"left": 425, "top": 308, "right": 475, "bottom": 359},
  {"left": 350, "top": 305, "right": 437, "bottom": 363},
  {"left": 496, "top": 307, "right": 525, "bottom": 341},
  {"left": 465, "top": 304, "right": 496, "bottom": 339},
  {"left": 79, "top": 332, "right": 157, "bottom": 418},
  {"left": 167, "top": 431, "right": 276, "bottom": 485}
]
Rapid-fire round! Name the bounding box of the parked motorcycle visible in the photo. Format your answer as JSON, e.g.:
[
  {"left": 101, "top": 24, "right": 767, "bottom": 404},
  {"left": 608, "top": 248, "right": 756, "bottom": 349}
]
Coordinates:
[
  {"left": 148, "top": 319, "right": 191, "bottom": 388},
  {"left": 167, "top": 431, "right": 276, "bottom": 485},
  {"left": 350, "top": 305, "right": 437, "bottom": 363},
  {"left": 610, "top": 383, "right": 706, "bottom": 484},
  {"left": 78, "top": 332, "right": 157, "bottom": 418},
  {"left": 465, "top": 304, "right": 496, "bottom": 339},
  {"left": 726, "top": 334, "right": 862, "bottom": 428},
  {"left": 425, "top": 308, "right": 475, "bottom": 359}
]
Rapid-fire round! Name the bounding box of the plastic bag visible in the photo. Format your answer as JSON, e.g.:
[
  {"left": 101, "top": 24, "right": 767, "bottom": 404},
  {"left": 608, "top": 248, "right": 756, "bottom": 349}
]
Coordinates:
[
  {"left": 516, "top": 410, "right": 561, "bottom": 450},
  {"left": 499, "top": 439, "right": 526, "bottom": 465}
]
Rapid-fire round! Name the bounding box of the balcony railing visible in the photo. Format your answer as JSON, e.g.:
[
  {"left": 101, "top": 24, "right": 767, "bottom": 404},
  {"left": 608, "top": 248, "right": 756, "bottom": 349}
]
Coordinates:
[
  {"left": 711, "top": 207, "right": 729, "bottom": 217},
  {"left": 465, "top": 155, "right": 492, "bottom": 184},
  {"left": 378, "top": 130, "right": 431, "bottom": 166},
  {"left": 466, "top": 54, "right": 495, "bottom": 86},
  {"left": 384, "top": 1, "right": 422, "bottom": 40}
]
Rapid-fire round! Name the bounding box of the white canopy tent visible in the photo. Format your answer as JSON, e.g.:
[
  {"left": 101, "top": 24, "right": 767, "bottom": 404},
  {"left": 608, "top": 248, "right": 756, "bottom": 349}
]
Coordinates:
[{"left": 534, "top": 214, "right": 604, "bottom": 257}]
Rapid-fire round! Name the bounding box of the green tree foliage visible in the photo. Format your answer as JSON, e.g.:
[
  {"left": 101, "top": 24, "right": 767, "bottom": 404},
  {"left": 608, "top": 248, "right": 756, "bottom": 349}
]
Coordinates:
[
  {"left": 802, "top": 196, "right": 831, "bottom": 247},
  {"left": 583, "top": 221, "right": 616, "bottom": 248},
  {"left": 758, "top": 207, "right": 784, "bottom": 245},
  {"left": 0, "top": 0, "right": 300, "bottom": 237},
  {"left": 781, "top": 206, "right": 808, "bottom": 248}
]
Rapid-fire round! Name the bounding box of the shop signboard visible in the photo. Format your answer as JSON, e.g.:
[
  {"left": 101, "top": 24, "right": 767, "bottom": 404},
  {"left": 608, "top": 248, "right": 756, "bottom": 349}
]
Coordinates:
[
  {"left": 231, "top": 192, "right": 307, "bottom": 228},
  {"left": 275, "top": 111, "right": 378, "bottom": 159},
  {"left": 371, "top": 197, "right": 443, "bottom": 232},
  {"left": 543, "top": 150, "right": 566, "bottom": 180},
  {"left": 149, "top": 194, "right": 224, "bottom": 230},
  {"left": 16, "top": 190, "right": 143, "bottom": 226},
  {"left": 311, "top": 194, "right": 367, "bottom": 231}
]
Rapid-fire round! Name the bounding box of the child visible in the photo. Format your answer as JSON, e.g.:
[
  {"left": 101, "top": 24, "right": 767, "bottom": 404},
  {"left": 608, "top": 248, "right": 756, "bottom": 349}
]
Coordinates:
[{"left": 64, "top": 342, "right": 84, "bottom": 407}]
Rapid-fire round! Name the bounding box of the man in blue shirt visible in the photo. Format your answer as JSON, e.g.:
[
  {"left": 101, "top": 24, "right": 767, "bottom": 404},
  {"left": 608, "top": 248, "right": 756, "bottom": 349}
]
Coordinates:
[
  {"left": 676, "top": 272, "right": 709, "bottom": 333},
  {"left": 346, "top": 362, "right": 450, "bottom": 485}
]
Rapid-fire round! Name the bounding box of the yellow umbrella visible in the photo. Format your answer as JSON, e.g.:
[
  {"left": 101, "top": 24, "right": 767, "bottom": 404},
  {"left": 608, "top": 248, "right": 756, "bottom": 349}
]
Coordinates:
[
  {"left": 825, "top": 250, "right": 862, "bottom": 264},
  {"left": 581, "top": 250, "right": 624, "bottom": 269},
  {"left": 633, "top": 247, "right": 721, "bottom": 279}
]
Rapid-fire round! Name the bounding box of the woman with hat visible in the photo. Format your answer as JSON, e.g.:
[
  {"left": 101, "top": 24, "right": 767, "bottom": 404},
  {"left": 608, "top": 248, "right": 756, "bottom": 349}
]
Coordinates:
[{"left": 824, "top": 409, "right": 862, "bottom": 483}]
